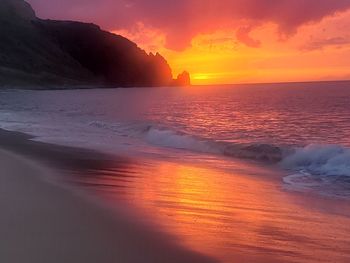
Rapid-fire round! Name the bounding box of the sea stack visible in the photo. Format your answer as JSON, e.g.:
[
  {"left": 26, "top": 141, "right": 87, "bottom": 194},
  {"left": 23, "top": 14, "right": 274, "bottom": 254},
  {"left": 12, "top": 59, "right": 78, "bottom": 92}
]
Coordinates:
[{"left": 173, "top": 71, "right": 191, "bottom": 86}]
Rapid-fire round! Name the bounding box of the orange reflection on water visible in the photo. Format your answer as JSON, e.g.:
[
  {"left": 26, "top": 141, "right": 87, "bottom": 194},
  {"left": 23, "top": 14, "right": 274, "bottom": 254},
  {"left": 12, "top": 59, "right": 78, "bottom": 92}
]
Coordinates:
[
  {"left": 83, "top": 160, "right": 350, "bottom": 263},
  {"left": 131, "top": 163, "right": 291, "bottom": 261}
]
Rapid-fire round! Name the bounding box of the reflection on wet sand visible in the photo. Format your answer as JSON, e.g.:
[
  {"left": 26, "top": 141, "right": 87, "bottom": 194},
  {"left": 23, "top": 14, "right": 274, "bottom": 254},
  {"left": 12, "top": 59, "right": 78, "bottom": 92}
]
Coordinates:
[{"left": 68, "top": 159, "right": 350, "bottom": 263}]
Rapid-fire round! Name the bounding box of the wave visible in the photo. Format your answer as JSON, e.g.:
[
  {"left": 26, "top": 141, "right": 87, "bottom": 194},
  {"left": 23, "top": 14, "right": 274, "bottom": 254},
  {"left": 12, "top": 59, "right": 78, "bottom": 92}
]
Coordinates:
[
  {"left": 144, "top": 127, "right": 218, "bottom": 154},
  {"left": 89, "top": 121, "right": 350, "bottom": 182},
  {"left": 281, "top": 145, "right": 350, "bottom": 197},
  {"left": 89, "top": 121, "right": 349, "bottom": 166},
  {"left": 89, "top": 121, "right": 287, "bottom": 162},
  {"left": 140, "top": 125, "right": 286, "bottom": 162},
  {"left": 138, "top": 126, "right": 350, "bottom": 197},
  {"left": 281, "top": 144, "right": 350, "bottom": 177},
  {"left": 146, "top": 127, "right": 350, "bottom": 178}
]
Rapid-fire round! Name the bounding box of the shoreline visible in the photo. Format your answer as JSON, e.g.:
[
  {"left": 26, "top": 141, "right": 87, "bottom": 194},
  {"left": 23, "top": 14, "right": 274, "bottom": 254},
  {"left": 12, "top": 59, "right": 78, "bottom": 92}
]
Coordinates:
[
  {"left": 0, "top": 129, "right": 216, "bottom": 263},
  {"left": 2, "top": 128, "right": 350, "bottom": 262}
]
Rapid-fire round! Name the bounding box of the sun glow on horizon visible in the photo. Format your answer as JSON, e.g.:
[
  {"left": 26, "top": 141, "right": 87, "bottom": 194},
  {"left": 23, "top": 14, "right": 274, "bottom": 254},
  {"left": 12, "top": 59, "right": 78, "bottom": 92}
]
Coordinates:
[
  {"left": 111, "top": 9, "right": 350, "bottom": 85},
  {"left": 192, "top": 73, "right": 210, "bottom": 81}
]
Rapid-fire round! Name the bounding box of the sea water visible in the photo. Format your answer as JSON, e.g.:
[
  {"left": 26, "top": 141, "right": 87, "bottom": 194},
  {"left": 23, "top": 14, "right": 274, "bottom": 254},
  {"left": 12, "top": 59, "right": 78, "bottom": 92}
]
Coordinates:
[{"left": 0, "top": 81, "right": 350, "bottom": 197}]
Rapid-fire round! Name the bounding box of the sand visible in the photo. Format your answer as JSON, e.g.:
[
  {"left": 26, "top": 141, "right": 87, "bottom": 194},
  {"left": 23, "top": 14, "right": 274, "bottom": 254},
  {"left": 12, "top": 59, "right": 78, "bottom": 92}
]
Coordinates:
[{"left": 0, "top": 133, "right": 216, "bottom": 263}]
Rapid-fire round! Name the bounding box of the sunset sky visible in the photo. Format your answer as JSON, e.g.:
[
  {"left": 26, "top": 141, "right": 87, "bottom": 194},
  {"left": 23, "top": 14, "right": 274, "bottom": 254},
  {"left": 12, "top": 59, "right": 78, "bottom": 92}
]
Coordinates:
[{"left": 27, "top": 0, "right": 350, "bottom": 85}]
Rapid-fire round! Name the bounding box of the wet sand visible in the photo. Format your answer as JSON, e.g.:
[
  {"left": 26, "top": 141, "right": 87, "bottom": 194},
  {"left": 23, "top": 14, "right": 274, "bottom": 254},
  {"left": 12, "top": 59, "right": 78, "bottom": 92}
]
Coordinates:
[
  {"left": 71, "top": 158, "right": 350, "bottom": 263},
  {"left": 2, "top": 129, "right": 350, "bottom": 263},
  {"left": 0, "top": 130, "right": 216, "bottom": 263}
]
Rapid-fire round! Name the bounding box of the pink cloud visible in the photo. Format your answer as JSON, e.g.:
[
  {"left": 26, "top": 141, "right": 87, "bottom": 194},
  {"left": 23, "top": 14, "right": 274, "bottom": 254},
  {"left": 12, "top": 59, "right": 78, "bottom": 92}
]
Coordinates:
[
  {"left": 302, "top": 36, "right": 350, "bottom": 50},
  {"left": 236, "top": 26, "right": 261, "bottom": 48},
  {"left": 27, "top": 0, "right": 350, "bottom": 50}
]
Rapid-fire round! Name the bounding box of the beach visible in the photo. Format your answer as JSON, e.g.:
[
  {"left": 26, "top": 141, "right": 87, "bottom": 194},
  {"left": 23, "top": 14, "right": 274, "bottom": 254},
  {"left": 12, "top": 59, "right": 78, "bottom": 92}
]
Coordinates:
[
  {"left": 2, "top": 0, "right": 350, "bottom": 262},
  {"left": 2, "top": 128, "right": 350, "bottom": 263},
  {"left": 1, "top": 85, "right": 350, "bottom": 262},
  {"left": 0, "top": 129, "right": 216, "bottom": 263}
]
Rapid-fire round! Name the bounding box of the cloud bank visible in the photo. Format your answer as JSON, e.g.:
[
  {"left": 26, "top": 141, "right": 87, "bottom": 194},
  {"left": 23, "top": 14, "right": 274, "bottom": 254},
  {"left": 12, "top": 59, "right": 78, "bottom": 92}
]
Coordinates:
[{"left": 28, "top": 0, "right": 350, "bottom": 50}]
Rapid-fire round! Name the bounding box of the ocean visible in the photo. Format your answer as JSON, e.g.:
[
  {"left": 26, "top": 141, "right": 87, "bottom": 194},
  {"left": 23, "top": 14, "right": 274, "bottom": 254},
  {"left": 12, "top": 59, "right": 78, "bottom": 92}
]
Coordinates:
[
  {"left": 1, "top": 81, "right": 350, "bottom": 198},
  {"left": 2, "top": 81, "right": 350, "bottom": 262}
]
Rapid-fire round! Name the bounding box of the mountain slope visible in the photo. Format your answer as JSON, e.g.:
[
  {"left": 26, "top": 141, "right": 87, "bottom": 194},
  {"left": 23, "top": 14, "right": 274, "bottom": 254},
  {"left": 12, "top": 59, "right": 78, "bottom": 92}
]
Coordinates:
[{"left": 0, "top": 0, "right": 189, "bottom": 88}]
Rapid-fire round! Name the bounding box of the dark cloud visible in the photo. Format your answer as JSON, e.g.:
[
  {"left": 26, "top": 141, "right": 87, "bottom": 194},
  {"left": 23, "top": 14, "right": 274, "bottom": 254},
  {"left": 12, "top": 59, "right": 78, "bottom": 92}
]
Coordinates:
[{"left": 27, "top": 0, "right": 350, "bottom": 50}]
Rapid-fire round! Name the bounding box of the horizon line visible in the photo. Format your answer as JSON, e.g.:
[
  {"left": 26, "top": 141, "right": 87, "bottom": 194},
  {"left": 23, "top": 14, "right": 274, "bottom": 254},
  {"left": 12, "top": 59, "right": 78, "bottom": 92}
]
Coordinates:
[{"left": 191, "top": 78, "right": 350, "bottom": 87}]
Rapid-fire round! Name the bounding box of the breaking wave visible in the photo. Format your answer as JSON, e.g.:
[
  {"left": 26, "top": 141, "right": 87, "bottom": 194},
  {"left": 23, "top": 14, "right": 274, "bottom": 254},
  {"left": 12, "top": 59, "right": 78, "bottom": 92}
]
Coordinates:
[
  {"left": 280, "top": 145, "right": 350, "bottom": 197},
  {"left": 141, "top": 126, "right": 287, "bottom": 162},
  {"left": 281, "top": 144, "right": 350, "bottom": 177},
  {"left": 89, "top": 121, "right": 350, "bottom": 179},
  {"left": 87, "top": 121, "right": 350, "bottom": 197},
  {"left": 127, "top": 124, "right": 350, "bottom": 196}
]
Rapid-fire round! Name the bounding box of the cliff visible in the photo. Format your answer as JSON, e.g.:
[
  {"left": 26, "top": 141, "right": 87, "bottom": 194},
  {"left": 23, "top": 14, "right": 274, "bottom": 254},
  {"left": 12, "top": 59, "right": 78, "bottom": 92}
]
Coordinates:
[{"left": 0, "top": 0, "right": 190, "bottom": 88}]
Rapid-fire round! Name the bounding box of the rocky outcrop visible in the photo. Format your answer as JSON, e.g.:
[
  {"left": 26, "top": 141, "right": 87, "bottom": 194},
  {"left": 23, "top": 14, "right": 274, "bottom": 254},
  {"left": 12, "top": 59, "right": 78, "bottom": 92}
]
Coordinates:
[
  {"left": 0, "top": 0, "right": 36, "bottom": 22},
  {"left": 172, "top": 71, "right": 191, "bottom": 86}
]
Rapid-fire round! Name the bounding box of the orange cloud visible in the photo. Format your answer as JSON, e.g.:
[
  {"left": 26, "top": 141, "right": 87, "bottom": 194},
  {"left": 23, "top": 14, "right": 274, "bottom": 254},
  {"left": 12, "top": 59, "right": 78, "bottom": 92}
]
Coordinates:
[{"left": 236, "top": 26, "right": 261, "bottom": 48}]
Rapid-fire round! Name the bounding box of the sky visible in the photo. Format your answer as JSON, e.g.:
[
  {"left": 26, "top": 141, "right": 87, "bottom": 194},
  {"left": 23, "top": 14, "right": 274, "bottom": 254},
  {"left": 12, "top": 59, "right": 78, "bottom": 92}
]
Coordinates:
[{"left": 27, "top": 0, "right": 350, "bottom": 85}]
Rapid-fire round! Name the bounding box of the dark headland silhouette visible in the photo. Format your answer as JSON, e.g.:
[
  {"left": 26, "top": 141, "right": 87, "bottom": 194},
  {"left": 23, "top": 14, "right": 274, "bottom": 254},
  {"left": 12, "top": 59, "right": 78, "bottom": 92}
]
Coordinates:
[{"left": 0, "top": 0, "right": 191, "bottom": 88}]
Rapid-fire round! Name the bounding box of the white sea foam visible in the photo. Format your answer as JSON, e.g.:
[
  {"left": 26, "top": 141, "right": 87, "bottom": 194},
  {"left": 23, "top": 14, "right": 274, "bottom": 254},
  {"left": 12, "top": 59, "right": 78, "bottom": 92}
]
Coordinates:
[
  {"left": 144, "top": 127, "right": 219, "bottom": 153},
  {"left": 281, "top": 144, "right": 350, "bottom": 177},
  {"left": 281, "top": 145, "right": 350, "bottom": 197}
]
